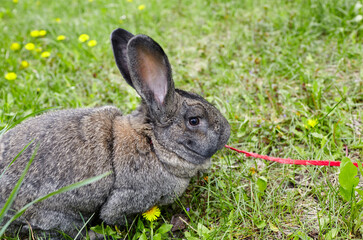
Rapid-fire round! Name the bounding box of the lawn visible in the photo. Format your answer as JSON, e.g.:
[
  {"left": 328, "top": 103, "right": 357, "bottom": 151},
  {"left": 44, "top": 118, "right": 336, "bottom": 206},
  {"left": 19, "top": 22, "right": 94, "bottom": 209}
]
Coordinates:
[{"left": 1, "top": 0, "right": 362, "bottom": 239}]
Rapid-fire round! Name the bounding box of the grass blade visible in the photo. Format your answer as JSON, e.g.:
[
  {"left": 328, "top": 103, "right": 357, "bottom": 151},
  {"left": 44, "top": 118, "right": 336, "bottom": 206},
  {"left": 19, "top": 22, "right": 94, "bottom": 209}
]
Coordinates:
[
  {"left": 0, "top": 107, "right": 55, "bottom": 136},
  {"left": 0, "top": 171, "right": 112, "bottom": 236},
  {"left": 0, "top": 140, "right": 34, "bottom": 180},
  {"left": 0, "top": 144, "right": 38, "bottom": 226}
]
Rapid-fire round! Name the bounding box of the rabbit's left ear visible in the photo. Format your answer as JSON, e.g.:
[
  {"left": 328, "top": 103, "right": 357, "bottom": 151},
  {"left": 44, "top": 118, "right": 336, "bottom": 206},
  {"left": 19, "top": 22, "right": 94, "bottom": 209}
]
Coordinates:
[
  {"left": 111, "top": 28, "right": 135, "bottom": 88},
  {"left": 126, "top": 34, "right": 176, "bottom": 122}
]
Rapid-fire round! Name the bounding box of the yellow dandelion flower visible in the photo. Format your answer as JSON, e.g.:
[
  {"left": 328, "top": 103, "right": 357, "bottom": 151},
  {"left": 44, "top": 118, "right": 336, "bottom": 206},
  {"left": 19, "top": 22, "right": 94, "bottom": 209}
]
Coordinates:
[
  {"left": 40, "top": 51, "right": 50, "bottom": 58},
  {"left": 10, "top": 42, "right": 21, "bottom": 51},
  {"left": 21, "top": 60, "right": 29, "bottom": 68},
  {"left": 78, "top": 34, "right": 90, "bottom": 42},
  {"left": 13, "top": 0, "right": 18, "bottom": 3},
  {"left": 30, "top": 30, "right": 40, "bottom": 37},
  {"left": 127, "top": 0, "right": 133, "bottom": 2},
  {"left": 57, "top": 35, "right": 66, "bottom": 41},
  {"left": 55, "top": 18, "right": 61, "bottom": 23},
  {"left": 138, "top": 4, "right": 145, "bottom": 10},
  {"left": 307, "top": 119, "right": 318, "bottom": 128},
  {"left": 39, "top": 30, "right": 47, "bottom": 37},
  {"left": 35, "top": 47, "right": 42, "bottom": 52},
  {"left": 25, "top": 43, "right": 35, "bottom": 51},
  {"left": 142, "top": 206, "right": 161, "bottom": 222},
  {"left": 88, "top": 0, "right": 94, "bottom": 2},
  {"left": 5, "top": 72, "right": 17, "bottom": 81},
  {"left": 87, "top": 40, "right": 97, "bottom": 47},
  {"left": 249, "top": 167, "right": 257, "bottom": 175}
]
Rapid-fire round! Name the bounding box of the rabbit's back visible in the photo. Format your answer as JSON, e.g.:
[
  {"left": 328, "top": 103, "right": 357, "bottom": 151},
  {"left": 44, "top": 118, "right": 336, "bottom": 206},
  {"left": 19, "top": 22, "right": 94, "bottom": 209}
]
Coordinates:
[{"left": 0, "top": 106, "right": 121, "bottom": 232}]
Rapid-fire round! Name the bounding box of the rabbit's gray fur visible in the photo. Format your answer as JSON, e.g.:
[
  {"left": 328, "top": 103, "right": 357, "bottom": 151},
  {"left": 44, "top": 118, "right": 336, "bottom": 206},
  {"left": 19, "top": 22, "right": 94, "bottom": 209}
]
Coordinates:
[{"left": 0, "top": 28, "right": 230, "bottom": 238}]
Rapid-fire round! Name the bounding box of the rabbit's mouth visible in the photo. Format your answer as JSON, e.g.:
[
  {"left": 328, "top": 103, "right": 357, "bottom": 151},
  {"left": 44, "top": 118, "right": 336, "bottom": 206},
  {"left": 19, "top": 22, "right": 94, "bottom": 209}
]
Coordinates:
[
  {"left": 179, "top": 141, "right": 220, "bottom": 164},
  {"left": 185, "top": 142, "right": 216, "bottom": 158},
  {"left": 179, "top": 124, "right": 230, "bottom": 164},
  {"left": 151, "top": 135, "right": 212, "bottom": 177}
]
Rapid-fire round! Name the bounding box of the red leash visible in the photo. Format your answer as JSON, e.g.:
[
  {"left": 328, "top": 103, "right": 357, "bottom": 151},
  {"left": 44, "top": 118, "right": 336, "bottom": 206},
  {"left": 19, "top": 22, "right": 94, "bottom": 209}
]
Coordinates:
[{"left": 225, "top": 145, "right": 361, "bottom": 168}]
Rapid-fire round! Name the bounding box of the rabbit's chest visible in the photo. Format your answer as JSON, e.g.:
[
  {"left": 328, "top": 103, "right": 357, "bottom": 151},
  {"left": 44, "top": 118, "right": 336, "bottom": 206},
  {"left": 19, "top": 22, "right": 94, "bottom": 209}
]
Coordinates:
[
  {"left": 111, "top": 117, "right": 191, "bottom": 206},
  {"left": 114, "top": 150, "right": 190, "bottom": 204}
]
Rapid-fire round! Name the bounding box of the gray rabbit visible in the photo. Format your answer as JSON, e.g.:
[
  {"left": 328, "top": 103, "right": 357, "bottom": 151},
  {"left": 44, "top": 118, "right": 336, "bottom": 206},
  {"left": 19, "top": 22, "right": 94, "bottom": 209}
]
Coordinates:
[{"left": 0, "top": 28, "right": 230, "bottom": 238}]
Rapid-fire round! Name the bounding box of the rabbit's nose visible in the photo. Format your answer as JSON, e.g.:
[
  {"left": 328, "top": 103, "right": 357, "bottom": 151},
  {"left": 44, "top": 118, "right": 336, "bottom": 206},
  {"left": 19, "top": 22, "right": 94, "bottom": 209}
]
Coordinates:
[
  {"left": 220, "top": 121, "right": 231, "bottom": 146},
  {"left": 213, "top": 117, "right": 231, "bottom": 147}
]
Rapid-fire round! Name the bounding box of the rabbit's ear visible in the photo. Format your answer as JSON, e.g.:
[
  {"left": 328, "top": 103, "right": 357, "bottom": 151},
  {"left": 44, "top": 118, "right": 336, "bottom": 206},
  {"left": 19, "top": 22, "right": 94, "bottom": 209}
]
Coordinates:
[
  {"left": 111, "top": 28, "right": 135, "bottom": 88},
  {"left": 127, "top": 35, "right": 175, "bottom": 120}
]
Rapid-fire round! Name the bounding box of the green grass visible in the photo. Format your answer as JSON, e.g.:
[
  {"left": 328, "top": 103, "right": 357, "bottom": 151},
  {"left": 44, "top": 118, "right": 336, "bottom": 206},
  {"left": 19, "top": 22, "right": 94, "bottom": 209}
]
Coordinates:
[{"left": 1, "top": 0, "right": 362, "bottom": 239}]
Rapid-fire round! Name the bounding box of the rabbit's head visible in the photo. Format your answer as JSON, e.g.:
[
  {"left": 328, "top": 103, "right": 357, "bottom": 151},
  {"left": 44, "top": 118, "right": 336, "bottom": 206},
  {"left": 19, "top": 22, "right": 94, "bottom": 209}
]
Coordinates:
[{"left": 111, "top": 28, "right": 230, "bottom": 166}]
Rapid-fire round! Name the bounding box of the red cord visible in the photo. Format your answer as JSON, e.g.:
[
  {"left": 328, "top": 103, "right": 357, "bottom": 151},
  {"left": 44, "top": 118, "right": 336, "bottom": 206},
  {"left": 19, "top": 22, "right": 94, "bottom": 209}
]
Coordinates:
[{"left": 225, "top": 145, "right": 361, "bottom": 168}]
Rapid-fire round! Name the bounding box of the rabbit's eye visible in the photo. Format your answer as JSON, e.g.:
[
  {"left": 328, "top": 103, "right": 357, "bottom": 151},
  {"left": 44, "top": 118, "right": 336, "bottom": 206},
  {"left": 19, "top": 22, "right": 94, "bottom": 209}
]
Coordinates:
[{"left": 188, "top": 117, "right": 200, "bottom": 126}]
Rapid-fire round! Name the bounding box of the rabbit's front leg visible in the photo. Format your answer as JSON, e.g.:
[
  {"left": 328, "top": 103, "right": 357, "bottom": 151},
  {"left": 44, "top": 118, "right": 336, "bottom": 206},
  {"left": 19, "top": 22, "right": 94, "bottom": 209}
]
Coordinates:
[{"left": 99, "top": 188, "right": 155, "bottom": 225}]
